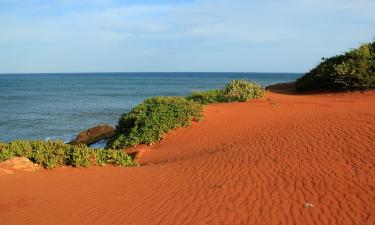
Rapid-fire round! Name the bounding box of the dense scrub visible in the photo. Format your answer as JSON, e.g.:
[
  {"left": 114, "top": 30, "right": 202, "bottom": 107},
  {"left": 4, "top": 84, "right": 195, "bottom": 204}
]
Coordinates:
[
  {"left": 187, "top": 89, "right": 225, "bottom": 104},
  {"left": 187, "top": 80, "right": 265, "bottom": 104},
  {"left": 109, "top": 80, "right": 264, "bottom": 149},
  {"left": 0, "top": 140, "right": 137, "bottom": 169},
  {"left": 108, "top": 97, "right": 203, "bottom": 149},
  {"left": 296, "top": 41, "right": 375, "bottom": 91}
]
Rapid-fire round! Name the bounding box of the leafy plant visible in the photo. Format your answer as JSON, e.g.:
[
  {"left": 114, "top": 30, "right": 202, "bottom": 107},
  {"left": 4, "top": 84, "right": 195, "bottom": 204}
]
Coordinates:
[
  {"left": 94, "top": 149, "right": 137, "bottom": 166},
  {"left": 108, "top": 96, "right": 203, "bottom": 149},
  {"left": 65, "top": 144, "right": 93, "bottom": 167},
  {"left": 0, "top": 140, "right": 136, "bottom": 169},
  {"left": 0, "top": 146, "right": 14, "bottom": 161},
  {"left": 223, "top": 79, "right": 265, "bottom": 102},
  {"left": 187, "top": 80, "right": 265, "bottom": 104},
  {"left": 187, "top": 89, "right": 226, "bottom": 104},
  {"left": 296, "top": 41, "right": 375, "bottom": 91}
]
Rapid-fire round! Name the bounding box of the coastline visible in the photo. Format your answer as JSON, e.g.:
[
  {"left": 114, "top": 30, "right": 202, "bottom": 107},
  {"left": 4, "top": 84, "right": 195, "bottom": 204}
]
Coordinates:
[
  {"left": 2, "top": 1, "right": 374, "bottom": 224},
  {"left": 0, "top": 72, "right": 301, "bottom": 143},
  {"left": 1, "top": 88, "right": 374, "bottom": 224}
]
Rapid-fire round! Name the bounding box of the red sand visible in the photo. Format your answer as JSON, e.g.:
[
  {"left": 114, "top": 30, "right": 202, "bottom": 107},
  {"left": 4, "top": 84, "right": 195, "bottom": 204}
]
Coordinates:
[{"left": 1, "top": 91, "right": 374, "bottom": 225}]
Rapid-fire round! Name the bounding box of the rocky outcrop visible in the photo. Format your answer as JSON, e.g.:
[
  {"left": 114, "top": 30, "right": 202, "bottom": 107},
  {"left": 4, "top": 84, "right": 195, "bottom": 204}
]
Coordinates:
[
  {"left": 69, "top": 124, "right": 115, "bottom": 146},
  {"left": 0, "top": 157, "right": 40, "bottom": 173}
]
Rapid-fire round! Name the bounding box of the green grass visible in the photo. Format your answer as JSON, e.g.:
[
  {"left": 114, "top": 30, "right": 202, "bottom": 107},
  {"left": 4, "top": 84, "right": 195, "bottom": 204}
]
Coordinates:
[
  {"left": 108, "top": 96, "right": 203, "bottom": 149},
  {"left": 0, "top": 140, "right": 137, "bottom": 169},
  {"left": 296, "top": 41, "right": 375, "bottom": 91}
]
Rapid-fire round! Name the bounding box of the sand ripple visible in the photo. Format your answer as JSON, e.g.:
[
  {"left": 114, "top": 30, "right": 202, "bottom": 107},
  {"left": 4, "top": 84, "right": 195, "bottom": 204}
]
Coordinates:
[{"left": 1, "top": 91, "right": 374, "bottom": 225}]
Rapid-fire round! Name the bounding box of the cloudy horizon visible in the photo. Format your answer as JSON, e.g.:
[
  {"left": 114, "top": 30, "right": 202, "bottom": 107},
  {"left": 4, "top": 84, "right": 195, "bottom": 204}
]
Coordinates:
[{"left": 0, "top": 0, "right": 374, "bottom": 73}]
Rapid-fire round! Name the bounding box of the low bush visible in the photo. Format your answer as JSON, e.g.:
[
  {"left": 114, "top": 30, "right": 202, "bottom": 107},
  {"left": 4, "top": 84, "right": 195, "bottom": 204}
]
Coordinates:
[
  {"left": 0, "top": 140, "right": 137, "bottom": 169},
  {"left": 224, "top": 79, "right": 265, "bottom": 102},
  {"left": 108, "top": 96, "right": 203, "bottom": 149},
  {"left": 296, "top": 41, "right": 375, "bottom": 91},
  {"left": 94, "top": 149, "right": 136, "bottom": 166},
  {"left": 187, "top": 79, "right": 265, "bottom": 104},
  {"left": 187, "top": 89, "right": 225, "bottom": 104},
  {"left": 109, "top": 80, "right": 264, "bottom": 149}
]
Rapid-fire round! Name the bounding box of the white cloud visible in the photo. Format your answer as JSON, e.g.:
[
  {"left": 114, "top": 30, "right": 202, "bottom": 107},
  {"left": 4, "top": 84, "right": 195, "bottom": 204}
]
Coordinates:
[{"left": 0, "top": 0, "right": 374, "bottom": 73}]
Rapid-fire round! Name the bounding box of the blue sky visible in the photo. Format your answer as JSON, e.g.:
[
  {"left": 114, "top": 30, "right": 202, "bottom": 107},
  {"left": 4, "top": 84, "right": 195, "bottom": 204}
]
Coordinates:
[{"left": 0, "top": 0, "right": 374, "bottom": 73}]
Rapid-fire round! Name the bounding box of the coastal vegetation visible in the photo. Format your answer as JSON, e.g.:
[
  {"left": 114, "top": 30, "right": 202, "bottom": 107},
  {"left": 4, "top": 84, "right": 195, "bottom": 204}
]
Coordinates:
[
  {"left": 0, "top": 80, "right": 264, "bottom": 168},
  {"left": 187, "top": 79, "right": 265, "bottom": 104},
  {"left": 108, "top": 97, "right": 203, "bottom": 149},
  {"left": 0, "top": 140, "right": 137, "bottom": 169},
  {"left": 108, "top": 80, "right": 264, "bottom": 149},
  {"left": 296, "top": 41, "right": 375, "bottom": 91}
]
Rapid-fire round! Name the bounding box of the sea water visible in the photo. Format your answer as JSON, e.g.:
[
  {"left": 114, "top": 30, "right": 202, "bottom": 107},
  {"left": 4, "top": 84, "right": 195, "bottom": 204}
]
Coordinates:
[{"left": 0, "top": 72, "right": 301, "bottom": 142}]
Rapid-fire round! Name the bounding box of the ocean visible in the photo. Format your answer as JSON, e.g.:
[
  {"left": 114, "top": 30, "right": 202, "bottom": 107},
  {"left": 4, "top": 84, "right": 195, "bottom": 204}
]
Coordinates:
[{"left": 0, "top": 72, "right": 301, "bottom": 143}]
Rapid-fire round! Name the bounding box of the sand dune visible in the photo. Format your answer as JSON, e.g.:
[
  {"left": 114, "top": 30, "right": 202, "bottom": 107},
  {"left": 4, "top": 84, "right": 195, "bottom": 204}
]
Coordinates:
[{"left": 1, "top": 91, "right": 374, "bottom": 225}]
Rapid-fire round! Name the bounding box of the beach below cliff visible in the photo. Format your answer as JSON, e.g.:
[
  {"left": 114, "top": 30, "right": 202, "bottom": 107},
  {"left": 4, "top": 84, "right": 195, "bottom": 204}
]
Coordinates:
[{"left": 1, "top": 89, "right": 374, "bottom": 225}]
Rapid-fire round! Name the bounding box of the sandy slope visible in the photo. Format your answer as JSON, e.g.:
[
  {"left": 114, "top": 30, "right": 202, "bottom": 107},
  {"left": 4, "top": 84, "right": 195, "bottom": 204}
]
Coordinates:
[{"left": 1, "top": 91, "right": 374, "bottom": 225}]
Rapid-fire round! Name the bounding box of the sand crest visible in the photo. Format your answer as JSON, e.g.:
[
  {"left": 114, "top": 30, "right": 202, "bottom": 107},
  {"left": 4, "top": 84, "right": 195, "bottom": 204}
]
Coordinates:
[{"left": 1, "top": 91, "right": 374, "bottom": 225}]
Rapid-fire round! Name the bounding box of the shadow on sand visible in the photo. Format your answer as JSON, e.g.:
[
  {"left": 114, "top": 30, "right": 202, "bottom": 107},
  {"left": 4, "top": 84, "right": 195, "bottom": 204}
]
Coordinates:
[{"left": 266, "top": 82, "right": 349, "bottom": 95}]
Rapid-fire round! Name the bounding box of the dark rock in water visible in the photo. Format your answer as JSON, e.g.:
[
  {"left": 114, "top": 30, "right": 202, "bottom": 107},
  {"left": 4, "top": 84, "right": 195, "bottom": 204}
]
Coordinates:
[{"left": 69, "top": 124, "right": 115, "bottom": 146}]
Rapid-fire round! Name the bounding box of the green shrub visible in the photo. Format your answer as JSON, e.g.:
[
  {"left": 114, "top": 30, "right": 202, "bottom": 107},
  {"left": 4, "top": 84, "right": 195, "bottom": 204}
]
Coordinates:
[
  {"left": 0, "top": 144, "right": 14, "bottom": 161},
  {"left": 65, "top": 144, "right": 93, "bottom": 167},
  {"left": 0, "top": 140, "right": 136, "bottom": 169},
  {"left": 109, "top": 80, "right": 263, "bottom": 149},
  {"left": 187, "top": 80, "right": 265, "bottom": 104},
  {"left": 296, "top": 41, "right": 375, "bottom": 91},
  {"left": 187, "top": 89, "right": 225, "bottom": 104},
  {"left": 108, "top": 96, "right": 203, "bottom": 149},
  {"left": 223, "top": 79, "right": 265, "bottom": 102},
  {"left": 94, "top": 149, "right": 137, "bottom": 166},
  {"left": 31, "top": 141, "right": 66, "bottom": 168}
]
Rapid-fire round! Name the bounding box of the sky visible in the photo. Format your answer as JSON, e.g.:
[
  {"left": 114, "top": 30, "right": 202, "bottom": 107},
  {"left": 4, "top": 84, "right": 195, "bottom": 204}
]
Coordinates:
[{"left": 0, "top": 0, "right": 374, "bottom": 73}]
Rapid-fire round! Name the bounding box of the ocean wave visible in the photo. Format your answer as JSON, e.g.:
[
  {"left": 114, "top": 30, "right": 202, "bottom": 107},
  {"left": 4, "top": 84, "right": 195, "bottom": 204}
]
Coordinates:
[{"left": 44, "top": 134, "right": 76, "bottom": 144}]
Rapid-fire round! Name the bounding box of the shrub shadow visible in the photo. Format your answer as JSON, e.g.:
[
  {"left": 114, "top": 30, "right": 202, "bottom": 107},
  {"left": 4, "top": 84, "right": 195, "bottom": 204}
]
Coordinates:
[{"left": 266, "top": 82, "right": 350, "bottom": 95}]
